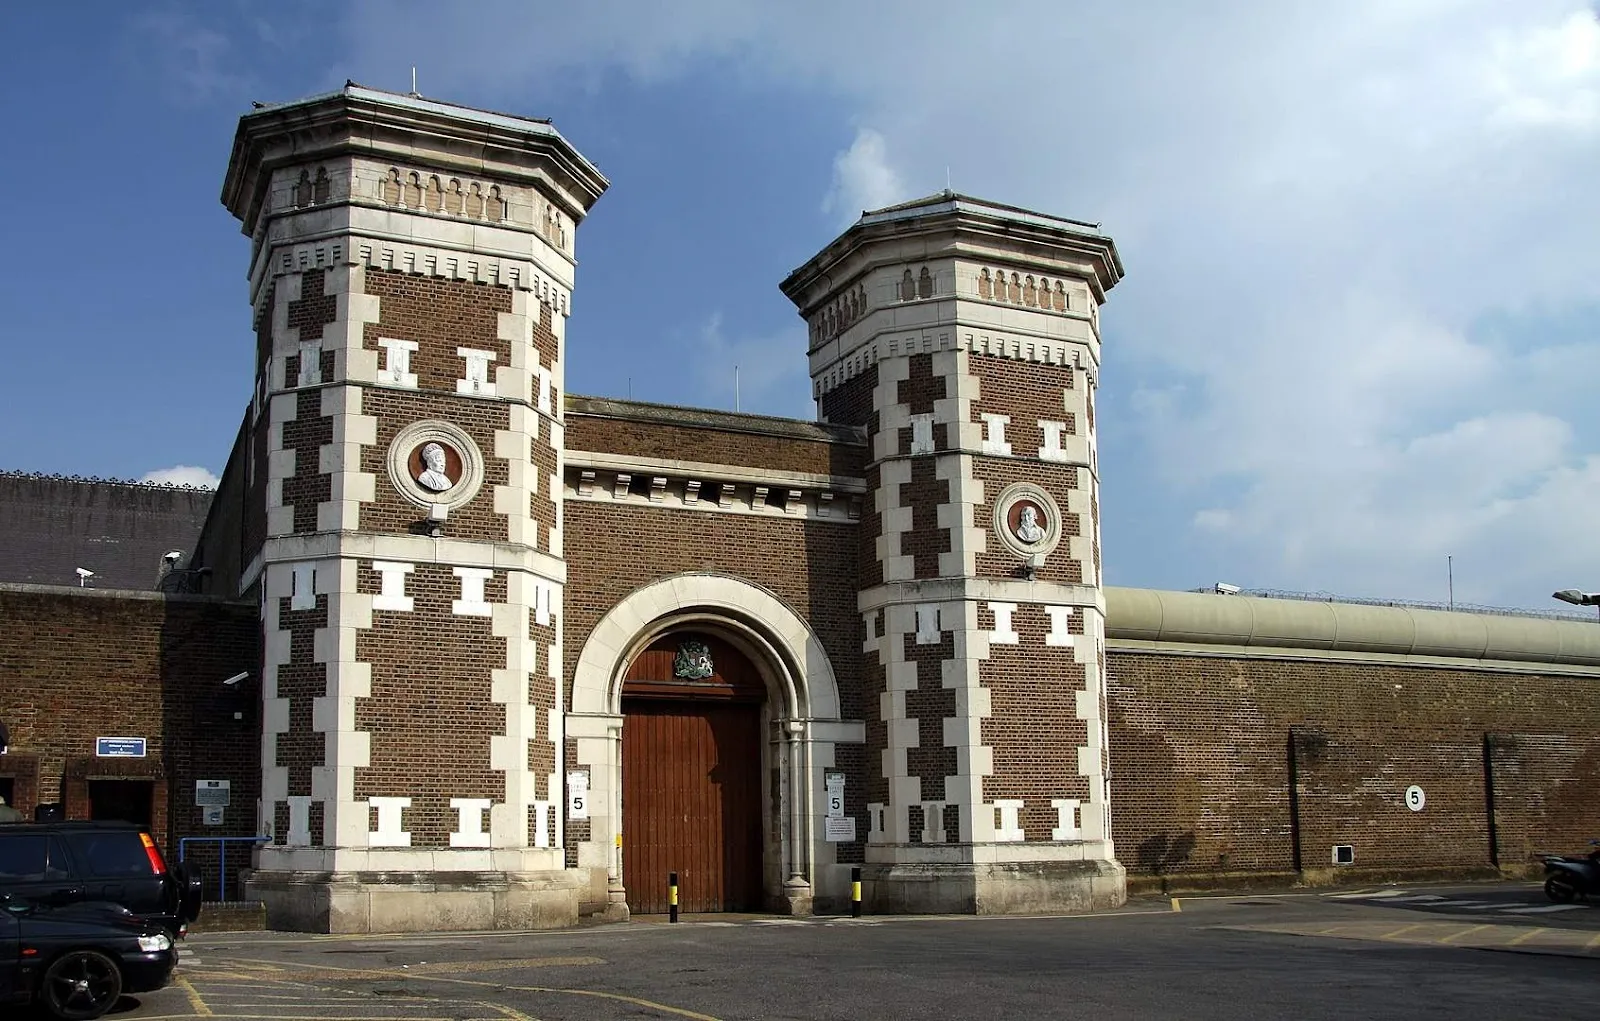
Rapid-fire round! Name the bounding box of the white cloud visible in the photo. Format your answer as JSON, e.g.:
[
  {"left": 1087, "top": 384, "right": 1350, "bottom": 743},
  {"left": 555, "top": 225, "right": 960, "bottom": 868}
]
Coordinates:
[
  {"left": 335, "top": 0, "right": 1600, "bottom": 606},
  {"left": 141, "top": 465, "right": 220, "bottom": 489},
  {"left": 693, "top": 312, "right": 814, "bottom": 419},
  {"left": 821, "top": 129, "right": 906, "bottom": 226}
]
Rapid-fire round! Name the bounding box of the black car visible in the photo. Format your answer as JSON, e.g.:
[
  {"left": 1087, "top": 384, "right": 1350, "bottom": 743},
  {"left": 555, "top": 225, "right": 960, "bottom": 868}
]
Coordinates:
[
  {"left": 0, "top": 823, "right": 203, "bottom": 938},
  {"left": 1, "top": 894, "right": 177, "bottom": 1019}
]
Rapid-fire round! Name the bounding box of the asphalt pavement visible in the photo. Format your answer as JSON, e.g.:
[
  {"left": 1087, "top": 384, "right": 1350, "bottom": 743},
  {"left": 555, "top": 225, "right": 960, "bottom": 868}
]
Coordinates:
[{"left": 66, "top": 880, "right": 1600, "bottom": 1021}]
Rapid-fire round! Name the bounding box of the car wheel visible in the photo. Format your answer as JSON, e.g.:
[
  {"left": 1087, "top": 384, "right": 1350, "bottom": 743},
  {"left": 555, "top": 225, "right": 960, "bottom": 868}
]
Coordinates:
[{"left": 41, "top": 949, "right": 124, "bottom": 1020}]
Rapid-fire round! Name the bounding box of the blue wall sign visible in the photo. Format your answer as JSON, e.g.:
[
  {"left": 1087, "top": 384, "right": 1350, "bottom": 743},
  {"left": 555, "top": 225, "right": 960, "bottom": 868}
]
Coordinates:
[{"left": 95, "top": 737, "right": 147, "bottom": 758}]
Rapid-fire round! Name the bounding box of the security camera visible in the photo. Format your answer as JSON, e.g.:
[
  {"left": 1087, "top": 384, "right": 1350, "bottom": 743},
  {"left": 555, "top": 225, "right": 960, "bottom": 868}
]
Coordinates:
[
  {"left": 1214, "top": 582, "right": 1241, "bottom": 595},
  {"left": 163, "top": 551, "right": 185, "bottom": 562},
  {"left": 222, "top": 671, "right": 249, "bottom": 687},
  {"left": 425, "top": 503, "right": 449, "bottom": 538},
  {"left": 75, "top": 567, "right": 94, "bottom": 578}
]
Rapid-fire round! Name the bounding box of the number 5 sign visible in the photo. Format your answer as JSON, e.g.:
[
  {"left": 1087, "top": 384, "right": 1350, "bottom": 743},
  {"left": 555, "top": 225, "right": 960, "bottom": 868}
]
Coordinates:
[
  {"left": 568, "top": 771, "right": 590, "bottom": 820},
  {"left": 1405, "top": 785, "right": 1426, "bottom": 812},
  {"left": 825, "top": 770, "right": 846, "bottom": 819}
]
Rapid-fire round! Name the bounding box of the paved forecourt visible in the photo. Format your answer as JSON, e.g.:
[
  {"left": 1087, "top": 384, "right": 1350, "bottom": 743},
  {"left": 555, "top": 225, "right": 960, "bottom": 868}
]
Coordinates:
[{"left": 110, "top": 885, "right": 1597, "bottom": 1021}]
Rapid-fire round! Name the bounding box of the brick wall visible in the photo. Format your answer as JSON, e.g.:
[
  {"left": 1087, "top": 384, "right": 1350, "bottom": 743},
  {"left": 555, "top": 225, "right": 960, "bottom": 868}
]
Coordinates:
[
  {"left": 353, "top": 563, "right": 508, "bottom": 847},
  {"left": 1107, "top": 651, "right": 1600, "bottom": 879},
  {"left": 361, "top": 270, "right": 514, "bottom": 390},
  {"left": 562, "top": 501, "right": 864, "bottom": 863},
  {"left": 0, "top": 588, "right": 260, "bottom": 855},
  {"left": 566, "top": 417, "right": 859, "bottom": 478},
  {"left": 980, "top": 605, "right": 1091, "bottom": 840}
]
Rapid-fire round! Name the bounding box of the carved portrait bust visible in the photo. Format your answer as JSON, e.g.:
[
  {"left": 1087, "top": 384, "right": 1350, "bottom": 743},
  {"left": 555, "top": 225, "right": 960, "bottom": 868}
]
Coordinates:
[
  {"left": 387, "top": 421, "right": 484, "bottom": 512},
  {"left": 992, "top": 483, "right": 1063, "bottom": 560},
  {"left": 1015, "top": 504, "right": 1046, "bottom": 544},
  {"left": 415, "top": 442, "right": 455, "bottom": 492}
]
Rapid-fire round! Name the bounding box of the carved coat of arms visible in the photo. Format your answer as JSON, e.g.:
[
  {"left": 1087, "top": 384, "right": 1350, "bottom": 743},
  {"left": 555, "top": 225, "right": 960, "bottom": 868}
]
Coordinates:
[{"left": 673, "top": 640, "right": 714, "bottom": 680}]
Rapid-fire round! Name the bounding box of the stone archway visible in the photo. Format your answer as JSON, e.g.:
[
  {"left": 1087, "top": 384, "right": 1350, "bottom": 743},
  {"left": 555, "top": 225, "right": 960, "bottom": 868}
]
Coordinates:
[{"left": 567, "top": 573, "right": 850, "bottom": 918}]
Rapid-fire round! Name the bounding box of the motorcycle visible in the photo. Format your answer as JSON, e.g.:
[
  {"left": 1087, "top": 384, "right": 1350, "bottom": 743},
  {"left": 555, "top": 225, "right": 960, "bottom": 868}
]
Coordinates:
[{"left": 1542, "top": 840, "right": 1600, "bottom": 903}]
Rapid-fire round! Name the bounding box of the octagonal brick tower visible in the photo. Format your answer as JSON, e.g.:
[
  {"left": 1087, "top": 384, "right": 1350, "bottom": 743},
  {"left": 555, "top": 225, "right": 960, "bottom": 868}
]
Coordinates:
[
  {"left": 221, "top": 85, "right": 606, "bottom": 932},
  {"left": 781, "top": 193, "right": 1125, "bottom": 913}
]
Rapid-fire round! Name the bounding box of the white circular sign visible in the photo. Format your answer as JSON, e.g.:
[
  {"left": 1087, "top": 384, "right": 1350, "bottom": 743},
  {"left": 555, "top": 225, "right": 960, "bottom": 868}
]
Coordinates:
[{"left": 1405, "top": 785, "right": 1426, "bottom": 812}]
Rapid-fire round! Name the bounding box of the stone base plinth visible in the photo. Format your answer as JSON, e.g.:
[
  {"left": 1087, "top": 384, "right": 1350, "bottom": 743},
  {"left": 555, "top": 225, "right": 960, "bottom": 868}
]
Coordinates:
[
  {"left": 863, "top": 858, "right": 1125, "bottom": 915},
  {"left": 244, "top": 869, "right": 584, "bottom": 934}
]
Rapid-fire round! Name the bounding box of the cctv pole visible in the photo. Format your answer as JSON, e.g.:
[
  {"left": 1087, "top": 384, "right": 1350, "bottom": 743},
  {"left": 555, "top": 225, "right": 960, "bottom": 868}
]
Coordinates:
[{"left": 1447, "top": 555, "right": 1453, "bottom": 611}]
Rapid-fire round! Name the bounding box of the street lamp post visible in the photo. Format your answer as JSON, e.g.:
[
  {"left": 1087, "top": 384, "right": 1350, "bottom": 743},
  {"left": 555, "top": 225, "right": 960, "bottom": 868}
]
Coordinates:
[{"left": 1552, "top": 589, "right": 1600, "bottom": 623}]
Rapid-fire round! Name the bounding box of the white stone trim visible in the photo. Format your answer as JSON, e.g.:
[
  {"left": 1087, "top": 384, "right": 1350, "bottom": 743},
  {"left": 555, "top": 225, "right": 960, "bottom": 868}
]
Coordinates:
[
  {"left": 456, "top": 347, "right": 498, "bottom": 396},
  {"left": 368, "top": 796, "right": 412, "bottom": 846},
  {"left": 564, "top": 469, "right": 861, "bottom": 523},
  {"left": 290, "top": 563, "right": 316, "bottom": 610},
  {"left": 909, "top": 413, "right": 934, "bottom": 455},
  {"left": 452, "top": 567, "right": 494, "bottom": 616},
  {"left": 376, "top": 338, "right": 418, "bottom": 388},
  {"left": 297, "top": 340, "right": 323, "bottom": 387},
  {"left": 1051, "top": 798, "right": 1082, "bottom": 841},
  {"left": 370, "top": 560, "right": 414, "bottom": 612},
  {"left": 1045, "top": 605, "right": 1076, "bottom": 647},
  {"left": 987, "top": 602, "right": 1019, "bottom": 644},
  {"left": 980, "top": 414, "right": 1012, "bottom": 456},
  {"left": 250, "top": 233, "right": 572, "bottom": 316},
  {"left": 449, "top": 798, "right": 492, "bottom": 848},
  {"left": 566, "top": 450, "right": 866, "bottom": 495},
  {"left": 1038, "top": 420, "right": 1070, "bottom": 462},
  {"left": 992, "top": 800, "right": 1024, "bottom": 842}
]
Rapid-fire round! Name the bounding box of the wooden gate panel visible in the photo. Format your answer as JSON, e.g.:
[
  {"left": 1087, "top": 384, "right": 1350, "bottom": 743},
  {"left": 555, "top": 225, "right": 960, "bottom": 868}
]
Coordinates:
[{"left": 622, "top": 699, "right": 762, "bottom": 913}]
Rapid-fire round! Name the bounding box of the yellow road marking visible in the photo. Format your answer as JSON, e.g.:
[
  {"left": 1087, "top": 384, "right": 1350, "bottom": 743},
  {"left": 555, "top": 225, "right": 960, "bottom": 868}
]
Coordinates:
[
  {"left": 1378, "top": 924, "right": 1425, "bottom": 940},
  {"left": 176, "top": 975, "right": 215, "bottom": 1016},
  {"left": 1585, "top": 932, "right": 1600, "bottom": 950},
  {"left": 484, "top": 1002, "right": 544, "bottom": 1021},
  {"left": 1170, "top": 898, "right": 1181, "bottom": 912},
  {"left": 1508, "top": 928, "right": 1547, "bottom": 946},
  {"left": 1437, "top": 924, "right": 1492, "bottom": 945}
]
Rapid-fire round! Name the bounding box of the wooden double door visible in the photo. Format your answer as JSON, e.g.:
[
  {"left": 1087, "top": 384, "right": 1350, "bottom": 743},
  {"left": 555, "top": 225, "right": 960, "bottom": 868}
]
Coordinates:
[{"left": 621, "top": 633, "right": 765, "bottom": 914}]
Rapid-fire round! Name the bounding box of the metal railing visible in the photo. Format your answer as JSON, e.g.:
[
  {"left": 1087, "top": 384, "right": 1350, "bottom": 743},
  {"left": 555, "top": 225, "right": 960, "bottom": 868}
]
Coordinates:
[
  {"left": 177, "top": 836, "right": 270, "bottom": 903},
  {"left": 1189, "top": 586, "right": 1597, "bottom": 623}
]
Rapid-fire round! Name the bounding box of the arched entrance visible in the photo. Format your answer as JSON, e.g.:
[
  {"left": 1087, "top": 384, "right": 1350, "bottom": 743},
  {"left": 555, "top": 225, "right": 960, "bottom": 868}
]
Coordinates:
[
  {"left": 567, "top": 572, "right": 862, "bottom": 920},
  {"left": 621, "top": 632, "right": 765, "bottom": 913}
]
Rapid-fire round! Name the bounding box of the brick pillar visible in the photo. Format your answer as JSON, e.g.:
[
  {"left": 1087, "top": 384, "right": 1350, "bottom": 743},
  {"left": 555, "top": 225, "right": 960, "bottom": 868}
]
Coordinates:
[
  {"left": 783, "top": 192, "right": 1124, "bottom": 913},
  {"left": 221, "top": 85, "right": 606, "bottom": 933}
]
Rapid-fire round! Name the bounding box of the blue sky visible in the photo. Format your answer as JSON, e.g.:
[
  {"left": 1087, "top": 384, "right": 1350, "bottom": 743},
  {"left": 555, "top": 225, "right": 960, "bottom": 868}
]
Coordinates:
[{"left": 1, "top": 1, "right": 1597, "bottom": 612}]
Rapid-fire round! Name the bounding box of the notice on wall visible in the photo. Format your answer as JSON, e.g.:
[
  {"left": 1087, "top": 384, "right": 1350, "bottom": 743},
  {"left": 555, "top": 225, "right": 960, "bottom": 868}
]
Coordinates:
[
  {"left": 202, "top": 806, "right": 225, "bottom": 827},
  {"left": 568, "top": 771, "right": 590, "bottom": 820},
  {"left": 96, "top": 737, "right": 146, "bottom": 758},
  {"left": 825, "top": 770, "right": 845, "bottom": 819},
  {"left": 825, "top": 817, "right": 857, "bottom": 842},
  {"left": 195, "top": 780, "right": 231, "bottom": 808}
]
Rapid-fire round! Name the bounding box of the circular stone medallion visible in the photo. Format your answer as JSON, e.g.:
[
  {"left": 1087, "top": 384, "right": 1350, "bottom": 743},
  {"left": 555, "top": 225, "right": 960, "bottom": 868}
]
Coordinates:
[
  {"left": 992, "top": 482, "right": 1063, "bottom": 559},
  {"left": 387, "top": 420, "right": 485, "bottom": 511}
]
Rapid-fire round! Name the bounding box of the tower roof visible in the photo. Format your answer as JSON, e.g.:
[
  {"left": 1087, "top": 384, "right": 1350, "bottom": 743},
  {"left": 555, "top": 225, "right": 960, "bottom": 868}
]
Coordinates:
[
  {"left": 857, "top": 190, "right": 1108, "bottom": 236},
  {"left": 780, "top": 188, "right": 1123, "bottom": 311},
  {"left": 221, "top": 82, "right": 608, "bottom": 234}
]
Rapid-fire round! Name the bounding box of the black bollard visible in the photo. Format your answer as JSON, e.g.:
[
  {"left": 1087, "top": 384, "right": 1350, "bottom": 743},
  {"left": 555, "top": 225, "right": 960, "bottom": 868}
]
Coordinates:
[
  {"left": 851, "top": 866, "right": 862, "bottom": 917},
  {"left": 669, "top": 871, "right": 679, "bottom": 923}
]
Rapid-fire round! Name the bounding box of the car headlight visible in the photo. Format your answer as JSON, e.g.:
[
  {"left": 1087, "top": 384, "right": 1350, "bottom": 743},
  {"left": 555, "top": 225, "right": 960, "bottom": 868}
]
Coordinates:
[{"left": 137, "top": 933, "right": 172, "bottom": 953}]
